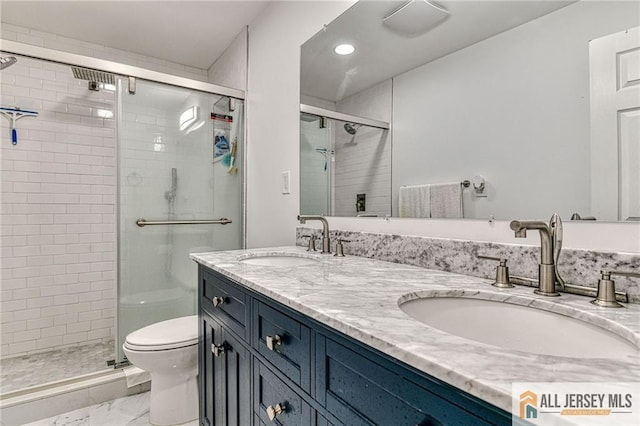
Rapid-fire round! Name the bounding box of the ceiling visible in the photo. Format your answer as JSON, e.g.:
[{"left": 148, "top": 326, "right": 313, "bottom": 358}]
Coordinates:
[
  {"left": 301, "top": 0, "right": 573, "bottom": 102},
  {"left": 0, "top": 0, "right": 270, "bottom": 70}
]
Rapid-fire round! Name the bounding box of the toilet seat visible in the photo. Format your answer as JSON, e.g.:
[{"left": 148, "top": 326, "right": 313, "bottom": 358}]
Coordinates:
[{"left": 124, "top": 315, "right": 198, "bottom": 351}]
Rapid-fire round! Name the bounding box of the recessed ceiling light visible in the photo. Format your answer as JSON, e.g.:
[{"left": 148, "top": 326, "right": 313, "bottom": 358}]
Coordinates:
[{"left": 334, "top": 44, "right": 355, "bottom": 55}]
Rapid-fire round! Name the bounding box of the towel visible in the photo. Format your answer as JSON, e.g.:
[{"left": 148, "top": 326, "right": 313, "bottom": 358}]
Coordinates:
[
  {"left": 429, "top": 183, "right": 463, "bottom": 218},
  {"left": 399, "top": 184, "right": 430, "bottom": 218}
]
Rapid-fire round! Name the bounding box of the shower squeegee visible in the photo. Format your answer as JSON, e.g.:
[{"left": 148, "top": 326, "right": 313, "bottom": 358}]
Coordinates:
[{"left": 0, "top": 107, "right": 39, "bottom": 145}]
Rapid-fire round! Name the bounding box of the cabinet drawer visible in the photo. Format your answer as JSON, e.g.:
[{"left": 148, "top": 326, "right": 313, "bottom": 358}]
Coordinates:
[
  {"left": 253, "top": 301, "right": 311, "bottom": 391},
  {"left": 254, "top": 361, "right": 312, "bottom": 425},
  {"left": 201, "top": 270, "right": 249, "bottom": 340},
  {"left": 316, "top": 335, "right": 494, "bottom": 426}
]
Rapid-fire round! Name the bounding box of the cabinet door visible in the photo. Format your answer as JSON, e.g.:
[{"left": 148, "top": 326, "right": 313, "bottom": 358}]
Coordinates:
[
  {"left": 316, "top": 335, "right": 494, "bottom": 426},
  {"left": 221, "top": 328, "right": 251, "bottom": 426},
  {"left": 200, "top": 313, "right": 223, "bottom": 426},
  {"left": 200, "top": 313, "right": 251, "bottom": 426}
]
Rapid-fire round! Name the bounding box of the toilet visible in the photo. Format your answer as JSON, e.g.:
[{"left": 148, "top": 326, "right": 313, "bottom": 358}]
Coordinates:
[{"left": 123, "top": 315, "right": 199, "bottom": 425}]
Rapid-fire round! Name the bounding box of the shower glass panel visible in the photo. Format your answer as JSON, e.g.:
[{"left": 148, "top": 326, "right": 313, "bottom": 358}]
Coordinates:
[
  {"left": 117, "top": 79, "right": 243, "bottom": 363},
  {"left": 300, "top": 114, "right": 333, "bottom": 215}
]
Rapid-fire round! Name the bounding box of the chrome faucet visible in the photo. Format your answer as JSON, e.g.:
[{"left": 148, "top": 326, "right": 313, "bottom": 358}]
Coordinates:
[
  {"left": 509, "top": 218, "right": 560, "bottom": 296},
  {"left": 297, "top": 215, "right": 331, "bottom": 254}
]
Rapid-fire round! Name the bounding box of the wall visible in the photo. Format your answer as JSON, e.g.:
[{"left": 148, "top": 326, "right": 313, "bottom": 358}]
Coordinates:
[
  {"left": 1, "top": 23, "right": 209, "bottom": 81},
  {"left": 392, "top": 1, "right": 639, "bottom": 220},
  {"left": 208, "top": 28, "right": 248, "bottom": 91},
  {"left": 246, "top": 0, "right": 355, "bottom": 248},
  {"left": 334, "top": 80, "right": 391, "bottom": 217},
  {"left": 0, "top": 53, "right": 116, "bottom": 357}
]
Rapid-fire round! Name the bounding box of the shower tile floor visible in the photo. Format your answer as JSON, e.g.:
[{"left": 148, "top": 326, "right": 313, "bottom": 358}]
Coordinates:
[
  {"left": 24, "top": 391, "right": 198, "bottom": 426},
  {"left": 0, "top": 341, "right": 114, "bottom": 394}
]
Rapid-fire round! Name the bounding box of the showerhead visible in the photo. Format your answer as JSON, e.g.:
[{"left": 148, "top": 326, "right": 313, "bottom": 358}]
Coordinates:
[
  {"left": 0, "top": 56, "right": 17, "bottom": 70},
  {"left": 344, "top": 122, "right": 361, "bottom": 135},
  {"left": 71, "top": 66, "right": 115, "bottom": 84}
]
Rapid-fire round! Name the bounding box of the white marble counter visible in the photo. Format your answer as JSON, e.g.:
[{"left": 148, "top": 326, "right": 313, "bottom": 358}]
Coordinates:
[{"left": 191, "top": 246, "right": 640, "bottom": 413}]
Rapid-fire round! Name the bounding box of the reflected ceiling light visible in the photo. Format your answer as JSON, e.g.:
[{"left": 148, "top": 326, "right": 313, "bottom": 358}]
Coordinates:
[
  {"left": 179, "top": 105, "right": 199, "bottom": 131},
  {"left": 96, "top": 108, "right": 113, "bottom": 119},
  {"left": 334, "top": 44, "right": 355, "bottom": 55},
  {"left": 383, "top": 0, "right": 449, "bottom": 37}
]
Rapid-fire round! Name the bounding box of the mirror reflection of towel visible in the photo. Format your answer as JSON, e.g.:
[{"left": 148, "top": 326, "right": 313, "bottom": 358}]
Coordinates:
[
  {"left": 399, "top": 184, "right": 430, "bottom": 218},
  {"left": 430, "top": 183, "right": 463, "bottom": 218}
]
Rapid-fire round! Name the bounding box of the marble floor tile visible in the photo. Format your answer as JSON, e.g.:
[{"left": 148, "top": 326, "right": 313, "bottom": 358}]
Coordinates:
[
  {"left": 23, "top": 391, "right": 199, "bottom": 426},
  {"left": 0, "top": 341, "right": 115, "bottom": 394}
]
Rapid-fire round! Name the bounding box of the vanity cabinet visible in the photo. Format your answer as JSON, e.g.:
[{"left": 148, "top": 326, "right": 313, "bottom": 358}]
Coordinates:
[{"left": 198, "top": 266, "right": 516, "bottom": 426}]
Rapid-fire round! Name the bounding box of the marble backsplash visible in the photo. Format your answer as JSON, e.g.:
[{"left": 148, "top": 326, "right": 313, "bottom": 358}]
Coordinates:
[{"left": 296, "top": 227, "right": 640, "bottom": 303}]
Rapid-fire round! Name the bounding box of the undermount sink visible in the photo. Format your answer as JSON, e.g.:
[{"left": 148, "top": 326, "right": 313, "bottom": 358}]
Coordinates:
[
  {"left": 238, "top": 253, "right": 321, "bottom": 267},
  {"left": 399, "top": 295, "right": 639, "bottom": 358}
]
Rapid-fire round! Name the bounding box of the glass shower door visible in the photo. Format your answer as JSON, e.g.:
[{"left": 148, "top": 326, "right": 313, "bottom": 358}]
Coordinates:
[
  {"left": 300, "top": 114, "right": 333, "bottom": 215},
  {"left": 117, "top": 79, "right": 243, "bottom": 363}
]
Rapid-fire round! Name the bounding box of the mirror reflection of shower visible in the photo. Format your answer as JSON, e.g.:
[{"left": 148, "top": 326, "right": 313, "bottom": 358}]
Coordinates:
[
  {"left": 315, "top": 147, "right": 334, "bottom": 171},
  {"left": 343, "top": 122, "right": 361, "bottom": 135}
]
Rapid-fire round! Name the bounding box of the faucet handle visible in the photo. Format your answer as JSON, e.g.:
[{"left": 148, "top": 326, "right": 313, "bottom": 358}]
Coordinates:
[
  {"left": 591, "top": 270, "right": 631, "bottom": 308},
  {"left": 302, "top": 235, "right": 316, "bottom": 252},
  {"left": 334, "top": 239, "right": 351, "bottom": 257},
  {"left": 608, "top": 271, "right": 640, "bottom": 279},
  {"left": 478, "top": 255, "right": 513, "bottom": 288}
]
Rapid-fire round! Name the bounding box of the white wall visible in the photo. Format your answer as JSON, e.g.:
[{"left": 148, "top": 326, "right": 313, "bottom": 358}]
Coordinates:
[
  {"left": 246, "top": 1, "right": 355, "bottom": 248},
  {"left": 392, "top": 1, "right": 639, "bottom": 221},
  {"left": 1, "top": 23, "right": 209, "bottom": 81},
  {"left": 208, "top": 28, "right": 248, "bottom": 91}
]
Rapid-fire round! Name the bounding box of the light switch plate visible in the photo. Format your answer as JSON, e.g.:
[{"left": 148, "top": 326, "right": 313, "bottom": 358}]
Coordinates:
[{"left": 282, "top": 171, "right": 291, "bottom": 194}]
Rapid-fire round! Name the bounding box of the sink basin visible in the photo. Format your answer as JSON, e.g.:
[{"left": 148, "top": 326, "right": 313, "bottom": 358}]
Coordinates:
[
  {"left": 399, "top": 296, "right": 639, "bottom": 358},
  {"left": 238, "top": 253, "right": 320, "bottom": 267}
]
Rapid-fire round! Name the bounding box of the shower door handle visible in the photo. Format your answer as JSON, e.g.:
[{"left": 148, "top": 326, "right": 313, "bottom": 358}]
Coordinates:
[{"left": 136, "top": 218, "right": 232, "bottom": 227}]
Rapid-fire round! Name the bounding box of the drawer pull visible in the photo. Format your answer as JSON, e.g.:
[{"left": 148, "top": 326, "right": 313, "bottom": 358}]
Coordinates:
[
  {"left": 266, "top": 334, "right": 283, "bottom": 351},
  {"left": 212, "top": 296, "right": 226, "bottom": 307},
  {"left": 266, "top": 402, "right": 287, "bottom": 421},
  {"left": 211, "top": 342, "right": 226, "bottom": 357}
]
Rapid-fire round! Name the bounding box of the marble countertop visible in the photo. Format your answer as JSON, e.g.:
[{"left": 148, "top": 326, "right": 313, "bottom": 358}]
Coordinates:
[{"left": 191, "top": 246, "right": 640, "bottom": 413}]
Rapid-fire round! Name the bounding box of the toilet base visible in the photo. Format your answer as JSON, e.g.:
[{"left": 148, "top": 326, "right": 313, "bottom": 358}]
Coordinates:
[{"left": 149, "top": 373, "right": 198, "bottom": 426}]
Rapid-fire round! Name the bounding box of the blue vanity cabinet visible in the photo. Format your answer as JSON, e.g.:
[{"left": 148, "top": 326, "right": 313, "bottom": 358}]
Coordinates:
[{"left": 198, "top": 265, "right": 517, "bottom": 426}]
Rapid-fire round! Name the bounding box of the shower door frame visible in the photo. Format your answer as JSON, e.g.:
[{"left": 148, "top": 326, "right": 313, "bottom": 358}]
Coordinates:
[{"left": 0, "top": 38, "right": 248, "bottom": 367}]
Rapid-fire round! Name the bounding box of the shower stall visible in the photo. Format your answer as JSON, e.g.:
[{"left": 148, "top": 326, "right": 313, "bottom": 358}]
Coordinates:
[
  {"left": 299, "top": 105, "right": 391, "bottom": 217},
  {"left": 0, "top": 45, "right": 244, "bottom": 395}
]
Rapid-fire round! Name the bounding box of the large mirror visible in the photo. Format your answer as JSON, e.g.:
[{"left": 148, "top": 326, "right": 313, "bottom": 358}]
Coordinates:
[{"left": 300, "top": 0, "right": 640, "bottom": 221}]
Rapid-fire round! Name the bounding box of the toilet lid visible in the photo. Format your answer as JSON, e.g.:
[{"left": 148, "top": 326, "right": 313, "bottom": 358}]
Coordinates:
[{"left": 124, "top": 315, "right": 198, "bottom": 351}]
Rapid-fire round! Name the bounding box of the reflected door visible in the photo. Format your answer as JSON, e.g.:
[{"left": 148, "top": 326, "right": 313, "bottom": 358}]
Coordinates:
[
  {"left": 117, "top": 79, "right": 243, "bottom": 363},
  {"left": 590, "top": 26, "right": 640, "bottom": 221}
]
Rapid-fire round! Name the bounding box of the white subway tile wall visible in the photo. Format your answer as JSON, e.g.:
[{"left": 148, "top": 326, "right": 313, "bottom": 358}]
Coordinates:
[
  {"left": 334, "top": 80, "right": 392, "bottom": 217},
  {"left": 0, "top": 53, "right": 116, "bottom": 357}
]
